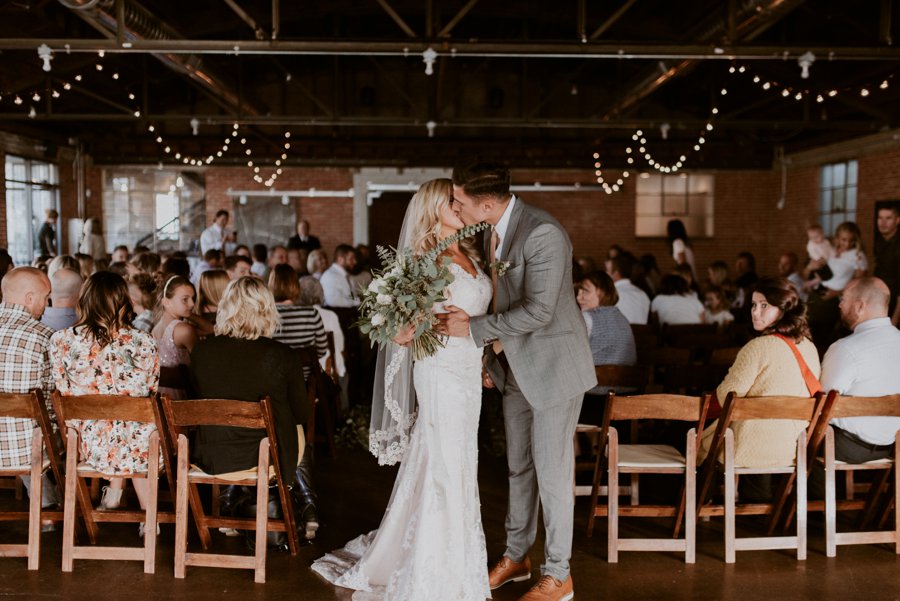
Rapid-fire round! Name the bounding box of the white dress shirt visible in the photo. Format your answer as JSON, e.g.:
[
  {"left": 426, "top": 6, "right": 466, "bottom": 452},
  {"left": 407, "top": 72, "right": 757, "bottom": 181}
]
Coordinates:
[
  {"left": 492, "top": 195, "right": 518, "bottom": 259},
  {"left": 821, "top": 316, "right": 900, "bottom": 445},
  {"left": 651, "top": 294, "right": 705, "bottom": 326},
  {"left": 321, "top": 263, "right": 359, "bottom": 308},
  {"left": 199, "top": 223, "right": 233, "bottom": 254},
  {"left": 613, "top": 279, "right": 650, "bottom": 325}
]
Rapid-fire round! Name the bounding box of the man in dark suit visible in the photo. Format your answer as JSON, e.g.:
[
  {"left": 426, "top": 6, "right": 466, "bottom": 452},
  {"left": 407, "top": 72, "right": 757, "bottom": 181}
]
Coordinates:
[{"left": 287, "top": 219, "right": 321, "bottom": 252}]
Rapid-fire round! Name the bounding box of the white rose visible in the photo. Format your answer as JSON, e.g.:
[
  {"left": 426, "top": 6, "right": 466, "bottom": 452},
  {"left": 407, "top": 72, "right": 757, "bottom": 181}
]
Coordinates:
[
  {"left": 367, "top": 279, "right": 382, "bottom": 293},
  {"left": 376, "top": 293, "right": 393, "bottom": 305},
  {"left": 370, "top": 313, "right": 386, "bottom": 327}
]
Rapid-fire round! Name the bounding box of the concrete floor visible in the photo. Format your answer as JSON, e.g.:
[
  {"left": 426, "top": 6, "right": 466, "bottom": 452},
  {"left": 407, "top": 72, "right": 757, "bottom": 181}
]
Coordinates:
[{"left": 1, "top": 448, "right": 899, "bottom": 600}]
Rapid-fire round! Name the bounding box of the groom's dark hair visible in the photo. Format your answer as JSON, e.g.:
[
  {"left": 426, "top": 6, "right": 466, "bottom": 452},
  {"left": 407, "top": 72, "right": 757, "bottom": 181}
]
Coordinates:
[{"left": 452, "top": 161, "right": 510, "bottom": 201}]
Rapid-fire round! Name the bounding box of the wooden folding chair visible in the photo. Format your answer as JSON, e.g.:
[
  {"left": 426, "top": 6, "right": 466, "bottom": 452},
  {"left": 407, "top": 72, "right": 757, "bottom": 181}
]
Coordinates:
[
  {"left": 0, "top": 390, "right": 62, "bottom": 569},
  {"left": 160, "top": 395, "right": 299, "bottom": 584},
  {"left": 816, "top": 394, "right": 900, "bottom": 556},
  {"left": 575, "top": 365, "right": 650, "bottom": 500},
  {"left": 709, "top": 346, "right": 741, "bottom": 368},
  {"left": 696, "top": 392, "right": 826, "bottom": 563},
  {"left": 587, "top": 393, "right": 710, "bottom": 563},
  {"left": 644, "top": 346, "right": 691, "bottom": 393},
  {"left": 51, "top": 391, "right": 161, "bottom": 574}
]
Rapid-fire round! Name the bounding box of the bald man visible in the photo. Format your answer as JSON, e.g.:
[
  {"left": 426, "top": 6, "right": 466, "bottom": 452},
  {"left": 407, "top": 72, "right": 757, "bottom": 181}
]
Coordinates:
[
  {"left": 812, "top": 276, "right": 900, "bottom": 496},
  {"left": 0, "top": 267, "right": 59, "bottom": 508},
  {"left": 42, "top": 268, "right": 83, "bottom": 331}
]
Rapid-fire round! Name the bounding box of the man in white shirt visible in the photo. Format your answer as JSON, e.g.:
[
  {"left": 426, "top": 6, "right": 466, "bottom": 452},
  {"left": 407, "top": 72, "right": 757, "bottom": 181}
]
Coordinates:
[
  {"left": 812, "top": 276, "right": 900, "bottom": 496},
  {"left": 320, "top": 244, "right": 359, "bottom": 308},
  {"left": 199, "top": 210, "right": 235, "bottom": 255},
  {"left": 605, "top": 254, "right": 650, "bottom": 325}
]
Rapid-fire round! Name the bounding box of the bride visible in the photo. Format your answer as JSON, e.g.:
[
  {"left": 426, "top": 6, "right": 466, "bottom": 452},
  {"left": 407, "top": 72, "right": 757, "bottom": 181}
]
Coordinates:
[{"left": 311, "top": 178, "right": 493, "bottom": 600}]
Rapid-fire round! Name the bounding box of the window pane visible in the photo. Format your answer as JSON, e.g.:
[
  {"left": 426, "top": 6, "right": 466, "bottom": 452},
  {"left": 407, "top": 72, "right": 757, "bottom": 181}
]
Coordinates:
[
  {"left": 820, "top": 189, "right": 832, "bottom": 214},
  {"left": 847, "top": 160, "right": 858, "bottom": 186},
  {"left": 832, "top": 163, "right": 846, "bottom": 188},
  {"left": 636, "top": 173, "right": 713, "bottom": 237},
  {"left": 820, "top": 165, "right": 832, "bottom": 189},
  {"left": 846, "top": 186, "right": 857, "bottom": 213},
  {"left": 832, "top": 188, "right": 846, "bottom": 212},
  {"left": 155, "top": 193, "right": 180, "bottom": 240}
]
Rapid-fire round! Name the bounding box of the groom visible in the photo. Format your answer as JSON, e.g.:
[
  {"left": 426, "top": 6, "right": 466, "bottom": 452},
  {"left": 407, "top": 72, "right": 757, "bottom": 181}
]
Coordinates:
[{"left": 438, "top": 161, "right": 596, "bottom": 601}]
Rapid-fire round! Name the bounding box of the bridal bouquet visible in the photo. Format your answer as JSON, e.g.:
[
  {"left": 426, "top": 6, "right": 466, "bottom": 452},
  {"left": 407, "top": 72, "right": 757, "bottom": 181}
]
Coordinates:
[{"left": 357, "top": 222, "right": 489, "bottom": 361}]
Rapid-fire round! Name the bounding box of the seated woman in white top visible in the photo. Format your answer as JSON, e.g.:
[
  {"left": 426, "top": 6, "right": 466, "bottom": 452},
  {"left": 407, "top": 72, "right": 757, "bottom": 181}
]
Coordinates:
[
  {"left": 667, "top": 219, "right": 696, "bottom": 278},
  {"left": 651, "top": 274, "right": 705, "bottom": 326}
]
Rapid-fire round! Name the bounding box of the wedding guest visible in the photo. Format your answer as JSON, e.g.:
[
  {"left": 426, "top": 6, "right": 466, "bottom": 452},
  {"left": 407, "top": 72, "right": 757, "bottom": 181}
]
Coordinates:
[
  {"left": 287, "top": 248, "right": 309, "bottom": 276},
  {"left": 38, "top": 209, "right": 59, "bottom": 257},
  {"left": 234, "top": 244, "right": 252, "bottom": 258},
  {"left": 189, "top": 277, "right": 316, "bottom": 538},
  {"left": 191, "top": 249, "right": 223, "bottom": 287},
  {"left": 128, "top": 273, "right": 157, "bottom": 333},
  {"left": 698, "top": 276, "right": 819, "bottom": 501},
  {"left": 703, "top": 286, "right": 735, "bottom": 329},
  {"left": 47, "top": 255, "right": 80, "bottom": 280},
  {"left": 224, "top": 255, "right": 252, "bottom": 280},
  {"left": 160, "top": 255, "right": 191, "bottom": 280},
  {"left": 650, "top": 274, "right": 704, "bottom": 326},
  {"left": 321, "top": 245, "right": 359, "bottom": 308},
  {"left": 778, "top": 251, "right": 808, "bottom": 302},
  {"left": 250, "top": 244, "right": 267, "bottom": 278},
  {"left": 111, "top": 245, "right": 129, "bottom": 264},
  {"left": 0, "top": 268, "right": 58, "bottom": 509},
  {"left": 809, "top": 277, "right": 900, "bottom": 497},
  {"left": 307, "top": 249, "right": 328, "bottom": 280},
  {"left": 667, "top": 218, "right": 696, "bottom": 277},
  {"left": 199, "top": 210, "right": 233, "bottom": 255},
  {"left": 79, "top": 218, "right": 106, "bottom": 261},
  {"left": 41, "top": 268, "right": 82, "bottom": 331},
  {"left": 605, "top": 253, "right": 650, "bottom": 325},
  {"left": 287, "top": 219, "right": 321, "bottom": 251},
  {"left": 130, "top": 252, "right": 161, "bottom": 277},
  {"left": 50, "top": 271, "right": 159, "bottom": 524},
  {"left": 872, "top": 205, "right": 900, "bottom": 324},
  {"left": 74, "top": 253, "right": 95, "bottom": 280},
  {"left": 269, "top": 265, "right": 328, "bottom": 377},
  {"left": 576, "top": 271, "right": 636, "bottom": 395},
  {"left": 152, "top": 275, "right": 197, "bottom": 399}
]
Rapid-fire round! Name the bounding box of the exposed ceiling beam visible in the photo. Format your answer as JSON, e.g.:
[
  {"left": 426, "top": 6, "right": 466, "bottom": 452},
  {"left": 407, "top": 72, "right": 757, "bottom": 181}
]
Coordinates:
[
  {"left": 374, "top": 0, "right": 417, "bottom": 38},
  {"left": 437, "top": 0, "right": 480, "bottom": 38},
  {"left": 3, "top": 38, "right": 900, "bottom": 59},
  {"left": 589, "top": 0, "right": 639, "bottom": 41},
  {"left": 223, "top": 0, "right": 266, "bottom": 40}
]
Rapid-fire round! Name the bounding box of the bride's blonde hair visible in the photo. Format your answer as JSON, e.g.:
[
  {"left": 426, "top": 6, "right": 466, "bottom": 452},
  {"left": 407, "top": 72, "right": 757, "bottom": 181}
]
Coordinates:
[{"left": 407, "top": 178, "right": 480, "bottom": 264}]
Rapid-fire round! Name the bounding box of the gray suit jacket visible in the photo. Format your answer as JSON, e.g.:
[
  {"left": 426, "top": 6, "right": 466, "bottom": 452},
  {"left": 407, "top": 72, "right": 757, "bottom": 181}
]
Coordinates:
[{"left": 470, "top": 198, "right": 597, "bottom": 408}]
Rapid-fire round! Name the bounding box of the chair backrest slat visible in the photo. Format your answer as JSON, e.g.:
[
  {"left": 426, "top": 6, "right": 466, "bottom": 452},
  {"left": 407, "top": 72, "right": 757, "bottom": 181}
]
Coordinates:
[
  {"left": 161, "top": 397, "right": 266, "bottom": 429},
  {"left": 52, "top": 392, "right": 155, "bottom": 423},
  {"left": 0, "top": 392, "right": 38, "bottom": 419},
  {"left": 608, "top": 393, "right": 705, "bottom": 422},
  {"left": 728, "top": 396, "right": 819, "bottom": 421},
  {"left": 828, "top": 394, "right": 900, "bottom": 418}
]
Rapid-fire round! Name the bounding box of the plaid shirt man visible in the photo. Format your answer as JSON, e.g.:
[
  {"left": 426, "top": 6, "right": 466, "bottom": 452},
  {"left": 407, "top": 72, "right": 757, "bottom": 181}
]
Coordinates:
[{"left": 0, "top": 302, "right": 55, "bottom": 468}]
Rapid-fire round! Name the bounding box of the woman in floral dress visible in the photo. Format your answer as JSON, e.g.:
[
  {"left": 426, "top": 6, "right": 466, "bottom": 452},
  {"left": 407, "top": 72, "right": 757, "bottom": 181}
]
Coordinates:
[{"left": 50, "top": 271, "right": 160, "bottom": 516}]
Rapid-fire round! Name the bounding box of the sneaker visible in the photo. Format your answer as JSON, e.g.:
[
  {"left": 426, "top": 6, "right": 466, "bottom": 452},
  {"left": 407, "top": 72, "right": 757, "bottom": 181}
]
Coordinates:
[
  {"left": 300, "top": 503, "right": 319, "bottom": 540},
  {"left": 98, "top": 486, "right": 123, "bottom": 511},
  {"left": 138, "top": 522, "right": 160, "bottom": 538},
  {"left": 218, "top": 527, "right": 241, "bottom": 537}
]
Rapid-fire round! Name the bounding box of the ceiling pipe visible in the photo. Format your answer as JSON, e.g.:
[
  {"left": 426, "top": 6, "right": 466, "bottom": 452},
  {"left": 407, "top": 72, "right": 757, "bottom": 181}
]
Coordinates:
[{"left": 57, "top": 0, "right": 259, "bottom": 116}]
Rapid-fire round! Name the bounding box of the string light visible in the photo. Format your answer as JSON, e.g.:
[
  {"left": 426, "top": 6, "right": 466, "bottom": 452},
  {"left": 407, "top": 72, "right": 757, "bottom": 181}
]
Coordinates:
[{"left": 729, "top": 61, "right": 894, "bottom": 104}]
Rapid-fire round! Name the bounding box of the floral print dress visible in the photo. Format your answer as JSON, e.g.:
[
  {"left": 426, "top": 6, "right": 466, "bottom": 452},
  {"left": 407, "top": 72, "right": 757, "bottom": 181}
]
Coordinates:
[{"left": 50, "top": 326, "right": 160, "bottom": 475}]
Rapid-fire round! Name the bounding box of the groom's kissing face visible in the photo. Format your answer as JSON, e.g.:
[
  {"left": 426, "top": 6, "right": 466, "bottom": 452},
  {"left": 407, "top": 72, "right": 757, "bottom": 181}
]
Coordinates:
[{"left": 451, "top": 185, "right": 479, "bottom": 226}]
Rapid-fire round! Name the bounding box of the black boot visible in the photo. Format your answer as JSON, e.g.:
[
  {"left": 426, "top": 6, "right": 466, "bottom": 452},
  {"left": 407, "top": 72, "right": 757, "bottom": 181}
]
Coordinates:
[{"left": 292, "top": 444, "right": 319, "bottom": 540}]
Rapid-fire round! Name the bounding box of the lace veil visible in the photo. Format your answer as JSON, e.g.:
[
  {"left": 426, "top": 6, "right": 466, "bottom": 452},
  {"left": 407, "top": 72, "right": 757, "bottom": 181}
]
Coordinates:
[{"left": 368, "top": 190, "right": 423, "bottom": 466}]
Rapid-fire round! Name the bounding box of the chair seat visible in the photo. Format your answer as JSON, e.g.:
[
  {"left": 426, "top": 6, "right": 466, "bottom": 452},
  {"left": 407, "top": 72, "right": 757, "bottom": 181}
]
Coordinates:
[
  {"left": 576, "top": 423, "right": 601, "bottom": 434},
  {"left": 76, "top": 462, "right": 149, "bottom": 478},
  {"left": 188, "top": 464, "right": 275, "bottom": 482},
  {"left": 0, "top": 458, "right": 50, "bottom": 475},
  {"left": 618, "top": 444, "right": 685, "bottom": 468}
]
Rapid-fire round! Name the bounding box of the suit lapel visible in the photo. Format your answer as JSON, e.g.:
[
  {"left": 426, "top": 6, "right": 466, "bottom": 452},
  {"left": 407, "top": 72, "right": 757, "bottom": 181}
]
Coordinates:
[{"left": 500, "top": 197, "right": 525, "bottom": 261}]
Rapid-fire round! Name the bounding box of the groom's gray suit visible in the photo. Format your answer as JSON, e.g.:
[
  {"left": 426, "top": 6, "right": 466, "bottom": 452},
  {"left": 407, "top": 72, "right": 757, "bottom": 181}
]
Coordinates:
[{"left": 469, "top": 197, "right": 596, "bottom": 581}]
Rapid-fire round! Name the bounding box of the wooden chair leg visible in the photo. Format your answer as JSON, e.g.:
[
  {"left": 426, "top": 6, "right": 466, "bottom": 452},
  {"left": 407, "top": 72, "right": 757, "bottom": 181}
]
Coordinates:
[
  {"left": 253, "top": 441, "right": 269, "bottom": 584},
  {"left": 143, "top": 433, "right": 159, "bottom": 575},
  {"left": 860, "top": 469, "right": 892, "bottom": 530},
  {"left": 90, "top": 478, "right": 101, "bottom": 502},
  {"left": 62, "top": 429, "right": 79, "bottom": 573},
  {"left": 630, "top": 474, "right": 640, "bottom": 506},
  {"left": 211, "top": 483, "right": 221, "bottom": 517},
  {"left": 26, "top": 429, "right": 42, "bottom": 571},
  {"left": 724, "top": 430, "right": 736, "bottom": 564},
  {"left": 796, "top": 432, "right": 807, "bottom": 561},
  {"left": 15, "top": 473, "right": 24, "bottom": 501},
  {"left": 174, "top": 434, "right": 189, "bottom": 579},
  {"left": 845, "top": 471, "right": 855, "bottom": 500},
  {"left": 824, "top": 428, "right": 838, "bottom": 557},
  {"left": 607, "top": 429, "right": 619, "bottom": 564},
  {"left": 685, "top": 429, "right": 697, "bottom": 564}
]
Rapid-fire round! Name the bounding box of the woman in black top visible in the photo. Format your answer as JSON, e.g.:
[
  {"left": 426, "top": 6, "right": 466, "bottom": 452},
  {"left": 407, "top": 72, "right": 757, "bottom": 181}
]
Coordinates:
[{"left": 189, "top": 276, "right": 317, "bottom": 537}]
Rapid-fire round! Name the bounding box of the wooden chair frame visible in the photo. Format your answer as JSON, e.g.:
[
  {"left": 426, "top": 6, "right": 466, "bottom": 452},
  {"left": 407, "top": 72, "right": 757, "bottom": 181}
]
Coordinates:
[
  {"left": 574, "top": 364, "right": 650, "bottom": 500},
  {"left": 296, "top": 346, "right": 336, "bottom": 458},
  {"left": 587, "top": 392, "right": 710, "bottom": 563},
  {"left": 811, "top": 394, "right": 900, "bottom": 556},
  {"left": 160, "top": 395, "right": 299, "bottom": 584},
  {"left": 51, "top": 391, "right": 162, "bottom": 574},
  {"left": 696, "top": 392, "right": 827, "bottom": 563}
]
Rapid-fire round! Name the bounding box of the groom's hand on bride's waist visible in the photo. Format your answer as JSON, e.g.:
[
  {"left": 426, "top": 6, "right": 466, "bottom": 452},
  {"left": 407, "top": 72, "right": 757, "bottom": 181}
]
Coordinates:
[{"left": 435, "top": 305, "right": 470, "bottom": 337}]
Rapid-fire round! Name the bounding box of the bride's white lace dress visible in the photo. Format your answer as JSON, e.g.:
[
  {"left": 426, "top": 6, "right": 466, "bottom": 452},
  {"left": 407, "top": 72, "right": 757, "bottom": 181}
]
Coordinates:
[{"left": 312, "top": 262, "right": 493, "bottom": 601}]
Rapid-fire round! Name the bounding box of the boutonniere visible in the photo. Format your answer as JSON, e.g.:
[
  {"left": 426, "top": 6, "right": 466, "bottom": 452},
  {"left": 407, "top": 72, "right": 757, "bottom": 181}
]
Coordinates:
[{"left": 490, "top": 260, "right": 512, "bottom": 277}]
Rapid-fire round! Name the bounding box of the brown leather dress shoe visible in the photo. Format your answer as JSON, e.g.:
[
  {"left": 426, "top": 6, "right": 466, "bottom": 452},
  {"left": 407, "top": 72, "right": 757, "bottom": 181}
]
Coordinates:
[
  {"left": 488, "top": 555, "right": 532, "bottom": 590},
  {"left": 517, "top": 574, "right": 574, "bottom": 601}
]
